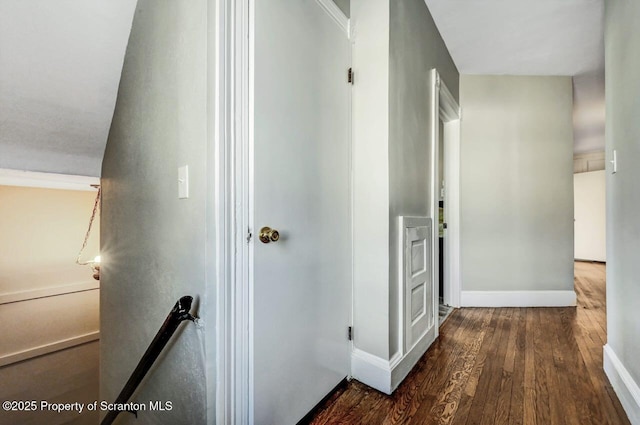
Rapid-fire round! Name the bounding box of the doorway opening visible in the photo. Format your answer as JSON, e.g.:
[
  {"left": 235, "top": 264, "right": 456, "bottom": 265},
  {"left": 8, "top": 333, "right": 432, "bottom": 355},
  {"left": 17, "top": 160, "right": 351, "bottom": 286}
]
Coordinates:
[
  {"left": 430, "top": 69, "right": 461, "bottom": 325},
  {"left": 573, "top": 152, "right": 606, "bottom": 265},
  {"left": 437, "top": 118, "right": 453, "bottom": 325},
  {"left": 572, "top": 152, "right": 606, "bottom": 340}
]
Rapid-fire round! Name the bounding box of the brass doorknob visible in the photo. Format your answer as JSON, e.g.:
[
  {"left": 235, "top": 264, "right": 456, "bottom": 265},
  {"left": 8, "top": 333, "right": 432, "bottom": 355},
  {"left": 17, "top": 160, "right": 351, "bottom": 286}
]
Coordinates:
[{"left": 259, "top": 226, "right": 280, "bottom": 243}]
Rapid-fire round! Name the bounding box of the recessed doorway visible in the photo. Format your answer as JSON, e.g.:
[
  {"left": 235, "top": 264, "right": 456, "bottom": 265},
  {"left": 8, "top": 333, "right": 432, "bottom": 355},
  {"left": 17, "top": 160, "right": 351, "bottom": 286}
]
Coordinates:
[{"left": 430, "top": 69, "right": 461, "bottom": 325}]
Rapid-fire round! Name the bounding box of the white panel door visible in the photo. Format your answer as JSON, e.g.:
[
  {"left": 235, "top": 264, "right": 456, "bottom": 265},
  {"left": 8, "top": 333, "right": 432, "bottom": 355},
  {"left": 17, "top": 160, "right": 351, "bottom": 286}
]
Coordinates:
[
  {"left": 252, "top": 1, "right": 351, "bottom": 424},
  {"left": 401, "top": 217, "right": 436, "bottom": 352}
]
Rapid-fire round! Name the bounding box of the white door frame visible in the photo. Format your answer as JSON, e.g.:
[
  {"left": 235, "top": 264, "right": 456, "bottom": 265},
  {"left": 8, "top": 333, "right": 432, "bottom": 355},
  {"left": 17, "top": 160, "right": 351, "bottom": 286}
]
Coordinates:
[
  {"left": 430, "top": 69, "right": 462, "bottom": 309},
  {"left": 213, "top": 0, "right": 252, "bottom": 423}
]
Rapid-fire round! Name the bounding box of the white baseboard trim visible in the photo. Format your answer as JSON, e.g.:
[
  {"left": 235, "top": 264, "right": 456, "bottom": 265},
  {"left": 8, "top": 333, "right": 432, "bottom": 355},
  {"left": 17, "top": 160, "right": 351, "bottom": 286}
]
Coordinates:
[
  {"left": 0, "top": 168, "right": 99, "bottom": 191},
  {"left": 351, "top": 348, "right": 393, "bottom": 394},
  {"left": 0, "top": 331, "right": 100, "bottom": 367},
  {"left": 604, "top": 344, "right": 640, "bottom": 425},
  {"left": 461, "top": 290, "right": 576, "bottom": 307},
  {"left": 351, "top": 328, "right": 434, "bottom": 395}
]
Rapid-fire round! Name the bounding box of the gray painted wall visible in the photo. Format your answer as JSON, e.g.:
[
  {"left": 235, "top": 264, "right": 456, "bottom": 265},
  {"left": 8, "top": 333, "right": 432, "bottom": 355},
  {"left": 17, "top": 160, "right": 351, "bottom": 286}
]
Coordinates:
[
  {"left": 605, "top": 0, "right": 640, "bottom": 391},
  {"left": 388, "top": 0, "right": 459, "bottom": 357},
  {"left": 333, "top": 0, "right": 350, "bottom": 17},
  {"left": 459, "top": 75, "right": 574, "bottom": 293},
  {"left": 100, "top": 0, "right": 210, "bottom": 423},
  {"left": 460, "top": 75, "right": 573, "bottom": 291}
]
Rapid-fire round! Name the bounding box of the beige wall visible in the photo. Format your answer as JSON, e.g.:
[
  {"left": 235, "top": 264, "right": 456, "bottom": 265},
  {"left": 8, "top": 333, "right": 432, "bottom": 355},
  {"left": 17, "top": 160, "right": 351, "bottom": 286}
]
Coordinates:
[
  {"left": 0, "top": 185, "right": 99, "bottom": 291},
  {"left": 0, "top": 184, "right": 100, "bottom": 425},
  {"left": 574, "top": 150, "right": 605, "bottom": 174},
  {"left": 574, "top": 170, "right": 606, "bottom": 262},
  {"left": 460, "top": 75, "right": 575, "bottom": 294}
]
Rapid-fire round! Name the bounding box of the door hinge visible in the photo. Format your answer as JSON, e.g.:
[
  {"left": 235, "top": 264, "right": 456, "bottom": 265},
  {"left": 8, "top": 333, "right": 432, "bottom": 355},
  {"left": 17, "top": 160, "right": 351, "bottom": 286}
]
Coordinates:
[
  {"left": 348, "top": 326, "right": 353, "bottom": 341},
  {"left": 348, "top": 68, "right": 354, "bottom": 85}
]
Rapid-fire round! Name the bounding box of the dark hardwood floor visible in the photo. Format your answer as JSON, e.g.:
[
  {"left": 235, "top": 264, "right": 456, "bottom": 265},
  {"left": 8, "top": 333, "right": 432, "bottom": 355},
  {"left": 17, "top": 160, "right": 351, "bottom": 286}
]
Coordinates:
[{"left": 308, "top": 262, "right": 630, "bottom": 425}]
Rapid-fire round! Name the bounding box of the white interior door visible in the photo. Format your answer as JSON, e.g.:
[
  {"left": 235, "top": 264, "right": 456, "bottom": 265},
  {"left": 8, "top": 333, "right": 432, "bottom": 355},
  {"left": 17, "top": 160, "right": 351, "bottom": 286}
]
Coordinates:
[{"left": 252, "top": 1, "right": 351, "bottom": 424}]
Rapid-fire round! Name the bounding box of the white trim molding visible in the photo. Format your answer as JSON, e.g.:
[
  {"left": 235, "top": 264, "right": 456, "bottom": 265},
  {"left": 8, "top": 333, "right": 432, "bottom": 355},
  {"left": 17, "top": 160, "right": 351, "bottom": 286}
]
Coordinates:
[
  {"left": 0, "top": 331, "right": 100, "bottom": 368},
  {"left": 0, "top": 169, "right": 99, "bottom": 191},
  {"left": 314, "top": 0, "right": 350, "bottom": 37},
  {"left": 351, "top": 327, "right": 435, "bottom": 395},
  {"left": 604, "top": 344, "right": 640, "bottom": 425},
  {"left": 351, "top": 349, "right": 394, "bottom": 394},
  {"left": 215, "top": 0, "right": 252, "bottom": 423},
  {"left": 438, "top": 79, "right": 459, "bottom": 122},
  {"left": 0, "top": 281, "right": 99, "bottom": 305},
  {"left": 461, "top": 290, "right": 576, "bottom": 307}
]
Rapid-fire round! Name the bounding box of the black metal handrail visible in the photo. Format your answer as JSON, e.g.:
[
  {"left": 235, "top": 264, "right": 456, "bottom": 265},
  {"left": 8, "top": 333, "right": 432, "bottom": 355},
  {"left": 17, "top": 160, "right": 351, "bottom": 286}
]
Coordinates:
[{"left": 101, "top": 296, "right": 197, "bottom": 425}]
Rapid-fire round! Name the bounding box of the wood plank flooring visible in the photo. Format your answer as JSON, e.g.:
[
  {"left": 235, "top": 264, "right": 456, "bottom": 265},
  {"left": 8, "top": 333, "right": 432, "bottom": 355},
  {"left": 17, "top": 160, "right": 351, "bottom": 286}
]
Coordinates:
[{"left": 307, "top": 262, "right": 630, "bottom": 425}]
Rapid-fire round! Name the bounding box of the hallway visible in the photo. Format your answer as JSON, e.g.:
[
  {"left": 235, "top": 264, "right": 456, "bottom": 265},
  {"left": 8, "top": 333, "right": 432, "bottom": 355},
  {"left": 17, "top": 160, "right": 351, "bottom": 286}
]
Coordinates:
[{"left": 308, "top": 262, "right": 630, "bottom": 425}]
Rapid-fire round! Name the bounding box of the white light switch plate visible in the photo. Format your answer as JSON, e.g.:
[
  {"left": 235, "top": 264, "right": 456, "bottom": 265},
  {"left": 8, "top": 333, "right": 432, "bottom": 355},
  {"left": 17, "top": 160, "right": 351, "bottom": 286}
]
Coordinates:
[{"left": 178, "top": 165, "right": 189, "bottom": 199}]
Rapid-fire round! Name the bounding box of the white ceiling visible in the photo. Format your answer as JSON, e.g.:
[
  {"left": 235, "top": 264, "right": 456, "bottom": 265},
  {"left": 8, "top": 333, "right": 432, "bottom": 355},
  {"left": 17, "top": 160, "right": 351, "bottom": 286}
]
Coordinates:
[
  {"left": 0, "top": 0, "right": 137, "bottom": 177},
  {"left": 424, "top": 0, "right": 605, "bottom": 153},
  {"left": 0, "top": 0, "right": 605, "bottom": 178}
]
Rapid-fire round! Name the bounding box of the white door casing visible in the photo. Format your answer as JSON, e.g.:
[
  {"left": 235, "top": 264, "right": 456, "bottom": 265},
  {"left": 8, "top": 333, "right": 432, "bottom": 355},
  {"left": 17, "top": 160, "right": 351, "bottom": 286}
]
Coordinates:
[
  {"left": 431, "top": 69, "right": 461, "bottom": 309},
  {"left": 251, "top": 1, "right": 352, "bottom": 424}
]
